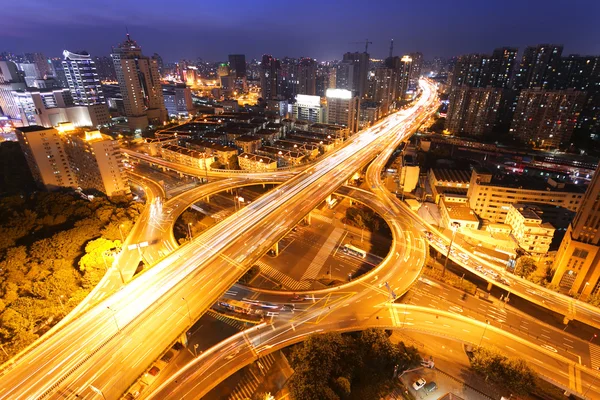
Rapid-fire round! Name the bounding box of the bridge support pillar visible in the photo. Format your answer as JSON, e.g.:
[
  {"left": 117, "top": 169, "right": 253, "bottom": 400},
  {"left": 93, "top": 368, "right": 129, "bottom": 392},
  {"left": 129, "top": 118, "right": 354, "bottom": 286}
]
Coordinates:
[
  {"left": 486, "top": 282, "right": 493, "bottom": 292},
  {"left": 179, "top": 172, "right": 184, "bottom": 178},
  {"left": 160, "top": 166, "right": 167, "bottom": 172},
  {"left": 180, "top": 332, "right": 188, "bottom": 347},
  {"left": 304, "top": 211, "right": 312, "bottom": 225},
  {"left": 326, "top": 194, "right": 332, "bottom": 204},
  {"left": 271, "top": 241, "right": 279, "bottom": 256},
  {"left": 205, "top": 195, "right": 210, "bottom": 203}
]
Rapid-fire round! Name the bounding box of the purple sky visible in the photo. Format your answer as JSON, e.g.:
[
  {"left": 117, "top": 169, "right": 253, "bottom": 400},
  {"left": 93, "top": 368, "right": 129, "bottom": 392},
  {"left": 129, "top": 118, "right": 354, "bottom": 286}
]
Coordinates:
[{"left": 3, "top": 0, "right": 599, "bottom": 62}]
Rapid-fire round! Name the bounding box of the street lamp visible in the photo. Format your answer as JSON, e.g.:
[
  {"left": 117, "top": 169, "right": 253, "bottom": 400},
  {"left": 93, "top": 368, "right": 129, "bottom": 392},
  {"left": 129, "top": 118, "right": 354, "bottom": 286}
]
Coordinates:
[
  {"left": 443, "top": 222, "right": 461, "bottom": 277},
  {"left": 479, "top": 319, "right": 490, "bottom": 347},
  {"left": 89, "top": 385, "right": 107, "bottom": 400},
  {"left": 57, "top": 295, "right": 66, "bottom": 315},
  {"left": 187, "top": 222, "right": 193, "bottom": 241},
  {"left": 590, "top": 334, "right": 597, "bottom": 343}
]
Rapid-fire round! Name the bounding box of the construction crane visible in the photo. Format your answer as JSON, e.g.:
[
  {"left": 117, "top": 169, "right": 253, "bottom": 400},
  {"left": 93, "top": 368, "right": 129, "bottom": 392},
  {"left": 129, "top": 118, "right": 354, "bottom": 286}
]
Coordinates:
[{"left": 350, "top": 39, "right": 373, "bottom": 53}]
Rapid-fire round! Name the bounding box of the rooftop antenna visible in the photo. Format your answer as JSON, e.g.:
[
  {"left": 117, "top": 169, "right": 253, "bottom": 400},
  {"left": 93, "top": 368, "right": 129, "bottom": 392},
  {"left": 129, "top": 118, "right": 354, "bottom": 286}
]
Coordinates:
[
  {"left": 126, "top": 26, "right": 130, "bottom": 39},
  {"left": 389, "top": 39, "right": 394, "bottom": 59}
]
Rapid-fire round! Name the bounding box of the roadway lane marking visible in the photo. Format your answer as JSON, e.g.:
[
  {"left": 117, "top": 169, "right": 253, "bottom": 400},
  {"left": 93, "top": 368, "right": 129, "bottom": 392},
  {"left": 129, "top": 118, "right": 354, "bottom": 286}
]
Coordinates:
[
  {"left": 541, "top": 334, "right": 551, "bottom": 339},
  {"left": 505, "top": 346, "right": 516, "bottom": 352},
  {"left": 462, "top": 329, "right": 470, "bottom": 333}
]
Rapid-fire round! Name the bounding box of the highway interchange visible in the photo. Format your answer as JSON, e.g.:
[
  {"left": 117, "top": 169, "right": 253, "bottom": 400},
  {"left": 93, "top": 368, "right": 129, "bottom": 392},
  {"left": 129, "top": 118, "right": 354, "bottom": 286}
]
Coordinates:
[{"left": 2, "top": 80, "right": 600, "bottom": 399}]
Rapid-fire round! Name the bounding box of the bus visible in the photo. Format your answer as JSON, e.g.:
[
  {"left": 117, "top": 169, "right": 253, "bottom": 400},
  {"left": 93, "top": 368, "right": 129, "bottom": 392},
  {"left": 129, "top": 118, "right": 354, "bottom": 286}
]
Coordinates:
[{"left": 343, "top": 244, "right": 367, "bottom": 259}]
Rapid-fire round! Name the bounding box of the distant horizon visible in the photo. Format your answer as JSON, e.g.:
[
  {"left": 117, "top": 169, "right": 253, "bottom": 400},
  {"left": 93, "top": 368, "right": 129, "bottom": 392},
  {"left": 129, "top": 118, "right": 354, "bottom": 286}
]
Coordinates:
[{"left": 2, "top": 0, "right": 599, "bottom": 63}]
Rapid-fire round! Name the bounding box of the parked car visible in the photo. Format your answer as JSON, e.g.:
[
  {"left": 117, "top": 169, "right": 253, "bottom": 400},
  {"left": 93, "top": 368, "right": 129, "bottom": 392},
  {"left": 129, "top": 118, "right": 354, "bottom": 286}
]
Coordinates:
[
  {"left": 424, "top": 381, "right": 438, "bottom": 393},
  {"left": 412, "top": 377, "right": 426, "bottom": 390}
]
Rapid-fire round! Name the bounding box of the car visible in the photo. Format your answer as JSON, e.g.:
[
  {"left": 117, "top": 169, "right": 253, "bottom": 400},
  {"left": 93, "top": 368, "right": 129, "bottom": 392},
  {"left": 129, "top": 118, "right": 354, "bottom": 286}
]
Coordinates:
[
  {"left": 412, "top": 378, "right": 426, "bottom": 390},
  {"left": 424, "top": 381, "right": 438, "bottom": 393},
  {"left": 290, "top": 295, "right": 304, "bottom": 302},
  {"left": 281, "top": 304, "right": 295, "bottom": 312},
  {"left": 148, "top": 366, "right": 160, "bottom": 377}
]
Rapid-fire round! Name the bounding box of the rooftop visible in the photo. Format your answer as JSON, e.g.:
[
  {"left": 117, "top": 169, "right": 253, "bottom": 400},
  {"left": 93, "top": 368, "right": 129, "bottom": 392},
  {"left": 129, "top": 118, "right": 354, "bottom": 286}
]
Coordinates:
[
  {"left": 239, "top": 152, "right": 276, "bottom": 164},
  {"left": 484, "top": 174, "right": 585, "bottom": 193},
  {"left": 234, "top": 135, "right": 262, "bottom": 143},
  {"left": 431, "top": 168, "right": 471, "bottom": 185},
  {"left": 442, "top": 199, "right": 480, "bottom": 222},
  {"left": 162, "top": 144, "right": 211, "bottom": 159}
]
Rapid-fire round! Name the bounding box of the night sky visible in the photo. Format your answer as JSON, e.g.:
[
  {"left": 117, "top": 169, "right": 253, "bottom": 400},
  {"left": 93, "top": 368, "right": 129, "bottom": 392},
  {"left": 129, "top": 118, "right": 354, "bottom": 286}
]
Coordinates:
[{"left": 3, "top": 0, "right": 600, "bottom": 62}]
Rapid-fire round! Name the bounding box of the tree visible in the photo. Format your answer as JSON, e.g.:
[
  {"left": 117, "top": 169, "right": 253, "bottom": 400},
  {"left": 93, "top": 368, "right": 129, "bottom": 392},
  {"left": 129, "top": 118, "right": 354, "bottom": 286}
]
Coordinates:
[
  {"left": 470, "top": 347, "right": 536, "bottom": 395},
  {"left": 515, "top": 257, "right": 537, "bottom": 278}
]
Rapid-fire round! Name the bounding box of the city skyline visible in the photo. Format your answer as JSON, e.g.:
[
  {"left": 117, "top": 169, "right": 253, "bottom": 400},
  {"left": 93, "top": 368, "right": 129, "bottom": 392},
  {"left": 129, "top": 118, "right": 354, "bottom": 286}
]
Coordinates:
[{"left": 3, "top": 0, "right": 600, "bottom": 62}]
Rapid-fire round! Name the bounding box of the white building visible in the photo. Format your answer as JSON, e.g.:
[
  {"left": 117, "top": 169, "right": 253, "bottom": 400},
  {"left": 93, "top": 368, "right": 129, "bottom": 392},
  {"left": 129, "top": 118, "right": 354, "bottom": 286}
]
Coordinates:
[
  {"left": 505, "top": 203, "right": 555, "bottom": 257},
  {"left": 326, "top": 88, "right": 360, "bottom": 133},
  {"left": 62, "top": 50, "right": 106, "bottom": 106},
  {"left": 292, "top": 94, "right": 326, "bottom": 124}
]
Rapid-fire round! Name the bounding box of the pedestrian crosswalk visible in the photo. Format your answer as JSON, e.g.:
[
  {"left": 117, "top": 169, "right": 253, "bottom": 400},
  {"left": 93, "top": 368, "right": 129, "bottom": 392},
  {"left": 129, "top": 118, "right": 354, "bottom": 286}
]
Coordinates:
[
  {"left": 207, "top": 310, "right": 253, "bottom": 331},
  {"left": 254, "top": 259, "right": 309, "bottom": 290},
  {"left": 589, "top": 343, "right": 600, "bottom": 370},
  {"left": 228, "top": 353, "right": 277, "bottom": 400},
  {"left": 300, "top": 227, "right": 344, "bottom": 282}
]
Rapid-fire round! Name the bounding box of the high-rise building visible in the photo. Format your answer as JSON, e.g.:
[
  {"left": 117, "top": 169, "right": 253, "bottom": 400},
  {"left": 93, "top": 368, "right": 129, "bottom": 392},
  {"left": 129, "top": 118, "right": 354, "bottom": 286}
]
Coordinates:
[
  {"left": 341, "top": 52, "right": 369, "bottom": 97},
  {"left": 228, "top": 54, "right": 246, "bottom": 78},
  {"left": 326, "top": 88, "right": 360, "bottom": 133},
  {"left": 16, "top": 125, "right": 77, "bottom": 190},
  {"left": 50, "top": 58, "right": 68, "bottom": 87},
  {"left": 162, "top": 83, "right": 194, "bottom": 117},
  {"left": 279, "top": 57, "right": 298, "bottom": 100},
  {"left": 62, "top": 126, "right": 130, "bottom": 198},
  {"left": 514, "top": 44, "right": 563, "bottom": 90},
  {"left": 24, "top": 52, "right": 52, "bottom": 79},
  {"left": 510, "top": 88, "right": 586, "bottom": 148},
  {"left": 111, "top": 34, "right": 167, "bottom": 131},
  {"left": 93, "top": 56, "right": 117, "bottom": 81},
  {"left": 552, "top": 163, "right": 600, "bottom": 296},
  {"left": 260, "top": 55, "right": 280, "bottom": 100},
  {"left": 489, "top": 47, "right": 518, "bottom": 89},
  {"left": 217, "top": 63, "right": 230, "bottom": 77},
  {"left": 0, "top": 61, "right": 27, "bottom": 122},
  {"left": 408, "top": 52, "right": 423, "bottom": 87},
  {"left": 62, "top": 50, "right": 106, "bottom": 106},
  {"left": 11, "top": 87, "right": 110, "bottom": 128},
  {"left": 385, "top": 55, "right": 413, "bottom": 101},
  {"left": 292, "top": 94, "right": 326, "bottom": 123},
  {"left": 373, "top": 67, "right": 397, "bottom": 114},
  {"left": 297, "top": 58, "right": 316, "bottom": 96},
  {"left": 445, "top": 86, "right": 505, "bottom": 136},
  {"left": 152, "top": 53, "right": 164, "bottom": 76},
  {"left": 447, "top": 54, "right": 489, "bottom": 87}
]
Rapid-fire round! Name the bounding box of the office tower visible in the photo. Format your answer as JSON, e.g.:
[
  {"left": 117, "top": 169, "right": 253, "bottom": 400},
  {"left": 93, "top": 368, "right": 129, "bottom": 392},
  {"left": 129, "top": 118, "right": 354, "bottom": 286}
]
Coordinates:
[
  {"left": 297, "top": 58, "right": 316, "bottom": 96},
  {"left": 62, "top": 50, "right": 106, "bottom": 106},
  {"left": 489, "top": 47, "right": 518, "bottom": 89},
  {"left": 293, "top": 94, "right": 326, "bottom": 123},
  {"left": 260, "top": 55, "right": 280, "bottom": 100},
  {"left": 50, "top": 59, "right": 68, "bottom": 87},
  {"left": 510, "top": 88, "right": 586, "bottom": 149},
  {"left": 514, "top": 44, "right": 563, "bottom": 90},
  {"left": 335, "top": 61, "right": 356, "bottom": 93},
  {"left": 152, "top": 53, "right": 164, "bottom": 75},
  {"left": 552, "top": 163, "right": 600, "bottom": 296},
  {"left": 228, "top": 54, "right": 246, "bottom": 78},
  {"left": 0, "top": 61, "right": 27, "bottom": 121},
  {"left": 25, "top": 53, "right": 52, "bottom": 78},
  {"left": 93, "top": 56, "right": 117, "bottom": 81},
  {"left": 326, "top": 88, "right": 360, "bottom": 132},
  {"left": 16, "top": 125, "right": 77, "bottom": 190},
  {"left": 62, "top": 126, "right": 130, "bottom": 198},
  {"left": 445, "top": 86, "right": 505, "bottom": 136},
  {"left": 217, "top": 63, "right": 230, "bottom": 77},
  {"left": 162, "top": 83, "right": 194, "bottom": 117},
  {"left": 408, "top": 52, "right": 423, "bottom": 87},
  {"left": 111, "top": 34, "right": 167, "bottom": 130},
  {"left": 374, "top": 67, "right": 397, "bottom": 113},
  {"left": 342, "top": 52, "right": 369, "bottom": 97}
]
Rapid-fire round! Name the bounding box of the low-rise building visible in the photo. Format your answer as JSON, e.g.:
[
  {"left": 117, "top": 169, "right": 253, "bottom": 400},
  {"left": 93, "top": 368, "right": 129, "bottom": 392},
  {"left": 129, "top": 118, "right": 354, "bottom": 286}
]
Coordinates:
[
  {"left": 160, "top": 144, "right": 214, "bottom": 170},
  {"left": 439, "top": 197, "right": 480, "bottom": 230},
  {"left": 257, "top": 146, "right": 305, "bottom": 166},
  {"left": 286, "top": 133, "right": 335, "bottom": 153},
  {"left": 144, "top": 137, "right": 179, "bottom": 156},
  {"left": 428, "top": 168, "right": 471, "bottom": 203},
  {"left": 272, "top": 140, "right": 319, "bottom": 159},
  {"left": 186, "top": 140, "right": 238, "bottom": 169},
  {"left": 234, "top": 135, "right": 262, "bottom": 154},
  {"left": 467, "top": 168, "right": 584, "bottom": 223},
  {"left": 309, "top": 123, "right": 348, "bottom": 139},
  {"left": 505, "top": 203, "right": 556, "bottom": 257},
  {"left": 238, "top": 152, "right": 277, "bottom": 171}
]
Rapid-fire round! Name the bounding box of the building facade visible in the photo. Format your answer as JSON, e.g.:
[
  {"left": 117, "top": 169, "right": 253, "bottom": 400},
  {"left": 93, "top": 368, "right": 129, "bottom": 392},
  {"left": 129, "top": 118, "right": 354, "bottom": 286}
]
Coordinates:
[
  {"left": 510, "top": 88, "right": 586, "bottom": 148},
  {"left": 326, "top": 88, "right": 360, "bottom": 133},
  {"left": 445, "top": 86, "right": 505, "bottom": 136},
  {"left": 505, "top": 203, "right": 556, "bottom": 257},
  {"left": 467, "top": 169, "right": 584, "bottom": 223},
  {"left": 552, "top": 164, "right": 600, "bottom": 296},
  {"left": 111, "top": 34, "right": 167, "bottom": 130},
  {"left": 62, "top": 50, "right": 106, "bottom": 106},
  {"left": 293, "top": 94, "right": 326, "bottom": 124}
]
